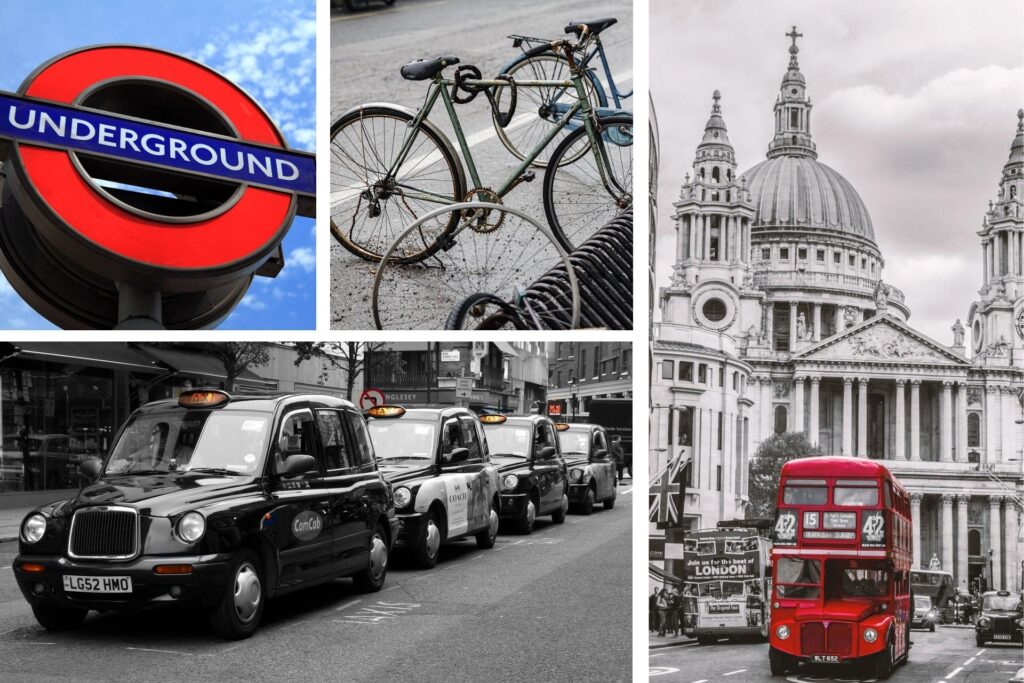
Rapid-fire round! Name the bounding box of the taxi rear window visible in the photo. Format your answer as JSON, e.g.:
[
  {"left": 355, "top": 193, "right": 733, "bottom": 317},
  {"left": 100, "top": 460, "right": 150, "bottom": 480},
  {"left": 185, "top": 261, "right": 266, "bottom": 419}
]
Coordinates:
[{"left": 782, "top": 479, "right": 827, "bottom": 505}]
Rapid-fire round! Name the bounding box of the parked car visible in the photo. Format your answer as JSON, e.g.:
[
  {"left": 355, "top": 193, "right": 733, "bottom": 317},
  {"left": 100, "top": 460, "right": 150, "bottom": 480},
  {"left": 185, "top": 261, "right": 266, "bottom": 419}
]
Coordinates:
[
  {"left": 479, "top": 414, "right": 568, "bottom": 534},
  {"left": 554, "top": 423, "right": 616, "bottom": 515},
  {"left": 365, "top": 405, "right": 500, "bottom": 568},
  {"left": 13, "top": 390, "right": 399, "bottom": 639},
  {"left": 975, "top": 590, "right": 1023, "bottom": 646},
  {"left": 911, "top": 595, "right": 938, "bottom": 632}
]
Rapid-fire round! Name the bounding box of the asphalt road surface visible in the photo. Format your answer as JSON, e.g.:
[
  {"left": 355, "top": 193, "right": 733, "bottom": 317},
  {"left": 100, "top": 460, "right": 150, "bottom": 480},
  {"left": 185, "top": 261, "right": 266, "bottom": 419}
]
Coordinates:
[
  {"left": 0, "top": 488, "right": 631, "bottom": 682},
  {"left": 649, "top": 624, "right": 1023, "bottom": 682},
  {"left": 329, "top": 0, "right": 632, "bottom": 329}
]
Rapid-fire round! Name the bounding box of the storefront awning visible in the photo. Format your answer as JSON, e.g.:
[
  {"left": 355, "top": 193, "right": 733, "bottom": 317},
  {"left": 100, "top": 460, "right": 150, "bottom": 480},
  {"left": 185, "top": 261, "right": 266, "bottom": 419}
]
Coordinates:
[
  {"left": 5, "top": 342, "right": 164, "bottom": 373},
  {"left": 493, "top": 341, "right": 518, "bottom": 357}
]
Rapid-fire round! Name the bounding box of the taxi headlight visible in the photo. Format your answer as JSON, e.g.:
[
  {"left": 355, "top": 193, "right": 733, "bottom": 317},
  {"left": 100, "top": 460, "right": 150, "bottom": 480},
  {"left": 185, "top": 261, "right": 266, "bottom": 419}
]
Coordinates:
[
  {"left": 21, "top": 513, "right": 46, "bottom": 544},
  {"left": 570, "top": 468, "right": 584, "bottom": 482},
  {"left": 977, "top": 617, "right": 990, "bottom": 628},
  {"left": 776, "top": 625, "right": 790, "bottom": 640},
  {"left": 863, "top": 627, "right": 878, "bottom": 643},
  {"left": 502, "top": 474, "right": 519, "bottom": 490},
  {"left": 175, "top": 511, "right": 206, "bottom": 544},
  {"left": 393, "top": 487, "right": 412, "bottom": 509}
]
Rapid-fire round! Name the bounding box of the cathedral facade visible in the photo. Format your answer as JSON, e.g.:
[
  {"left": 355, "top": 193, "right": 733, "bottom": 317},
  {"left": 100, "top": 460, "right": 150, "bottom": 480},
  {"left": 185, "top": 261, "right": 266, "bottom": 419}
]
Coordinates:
[{"left": 652, "top": 29, "right": 1024, "bottom": 594}]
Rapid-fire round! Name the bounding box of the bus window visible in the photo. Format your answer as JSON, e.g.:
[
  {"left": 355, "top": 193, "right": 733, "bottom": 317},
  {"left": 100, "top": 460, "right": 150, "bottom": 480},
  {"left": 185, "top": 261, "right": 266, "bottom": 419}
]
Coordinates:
[
  {"left": 834, "top": 483, "right": 878, "bottom": 506},
  {"left": 776, "top": 558, "right": 821, "bottom": 598},
  {"left": 839, "top": 563, "right": 887, "bottom": 598},
  {"left": 782, "top": 479, "right": 828, "bottom": 505}
]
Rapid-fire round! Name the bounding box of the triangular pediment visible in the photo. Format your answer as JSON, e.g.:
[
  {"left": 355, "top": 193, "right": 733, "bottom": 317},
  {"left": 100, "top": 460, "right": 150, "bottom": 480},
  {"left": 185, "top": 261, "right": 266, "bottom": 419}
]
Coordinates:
[{"left": 794, "top": 316, "right": 970, "bottom": 366}]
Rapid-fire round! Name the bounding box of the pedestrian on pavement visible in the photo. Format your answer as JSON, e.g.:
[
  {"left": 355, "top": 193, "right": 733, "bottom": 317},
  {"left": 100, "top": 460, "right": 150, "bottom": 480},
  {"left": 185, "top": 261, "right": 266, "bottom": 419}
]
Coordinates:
[
  {"left": 650, "top": 588, "right": 660, "bottom": 632},
  {"left": 656, "top": 588, "right": 669, "bottom": 636},
  {"left": 609, "top": 436, "right": 625, "bottom": 485}
]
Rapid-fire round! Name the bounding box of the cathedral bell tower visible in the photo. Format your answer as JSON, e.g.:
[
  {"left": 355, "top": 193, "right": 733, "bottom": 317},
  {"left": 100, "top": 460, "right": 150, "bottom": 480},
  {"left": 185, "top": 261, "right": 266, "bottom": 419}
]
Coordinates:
[
  {"left": 767, "top": 26, "right": 817, "bottom": 160},
  {"left": 661, "top": 91, "right": 758, "bottom": 351},
  {"left": 967, "top": 109, "right": 1024, "bottom": 366}
]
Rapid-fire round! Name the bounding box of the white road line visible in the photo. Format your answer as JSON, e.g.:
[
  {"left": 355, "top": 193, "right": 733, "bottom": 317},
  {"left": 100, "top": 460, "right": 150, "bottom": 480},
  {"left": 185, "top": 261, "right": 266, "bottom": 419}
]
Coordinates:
[
  {"left": 334, "top": 598, "right": 362, "bottom": 612},
  {"left": 647, "top": 642, "right": 697, "bottom": 654},
  {"left": 975, "top": 649, "right": 984, "bottom": 656},
  {"left": 944, "top": 666, "right": 963, "bottom": 679},
  {"left": 125, "top": 646, "right": 187, "bottom": 655},
  {"left": 620, "top": 487, "right": 633, "bottom": 495},
  {"left": 963, "top": 656, "right": 975, "bottom": 665},
  {"left": 722, "top": 670, "right": 746, "bottom": 677},
  {"left": 25, "top": 642, "right": 55, "bottom": 646},
  {"left": 691, "top": 680, "right": 708, "bottom": 683}
]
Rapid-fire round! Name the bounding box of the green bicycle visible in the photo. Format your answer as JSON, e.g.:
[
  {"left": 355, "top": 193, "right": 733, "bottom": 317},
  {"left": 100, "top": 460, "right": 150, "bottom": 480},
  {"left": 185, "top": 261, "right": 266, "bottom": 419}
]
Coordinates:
[{"left": 330, "top": 25, "right": 633, "bottom": 263}]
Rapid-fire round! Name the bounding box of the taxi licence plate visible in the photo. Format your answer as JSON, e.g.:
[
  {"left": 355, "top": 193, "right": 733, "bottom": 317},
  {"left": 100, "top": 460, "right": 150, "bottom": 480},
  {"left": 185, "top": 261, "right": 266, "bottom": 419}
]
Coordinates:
[
  {"left": 993, "top": 634, "right": 1011, "bottom": 640},
  {"left": 810, "top": 655, "right": 840, "bottom": 663},
  {"left": 63, "top": 575, "right": 132, "bottom": 593}
]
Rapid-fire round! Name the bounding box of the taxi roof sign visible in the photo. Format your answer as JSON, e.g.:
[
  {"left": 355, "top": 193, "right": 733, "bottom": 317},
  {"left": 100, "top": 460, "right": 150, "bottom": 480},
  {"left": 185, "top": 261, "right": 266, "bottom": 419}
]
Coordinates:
[
  {"left": 554, "top": 423, "right": 571, "bottom": 431},
  {"left": 367, "top": 405, "right": 406, "bottom": 418},
  {"left": 178, "top": 389, "right": 231, "bottom": 408},
  {"left": 479, "top": 414, "right": 507, "bottom": 424}
]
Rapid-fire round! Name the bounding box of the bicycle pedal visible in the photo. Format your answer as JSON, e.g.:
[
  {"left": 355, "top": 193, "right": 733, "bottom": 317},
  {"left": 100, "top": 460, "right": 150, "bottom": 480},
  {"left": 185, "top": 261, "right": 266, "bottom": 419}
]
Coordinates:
[{"left": 520, "top": 170, "right": 536, "bottom": 183}]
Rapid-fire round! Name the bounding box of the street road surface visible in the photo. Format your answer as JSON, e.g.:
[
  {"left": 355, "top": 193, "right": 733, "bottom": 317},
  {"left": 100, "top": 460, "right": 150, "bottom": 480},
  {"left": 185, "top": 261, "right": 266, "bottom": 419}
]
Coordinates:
[
  {"left": 0, "top": 489, "right": 631, "bottom": 681},
  {"left": 649, "top": 624, "right": 1022, "bottom": 682},
  {"left": 329, "top": 0, "right": 632, "bottom": 329}
]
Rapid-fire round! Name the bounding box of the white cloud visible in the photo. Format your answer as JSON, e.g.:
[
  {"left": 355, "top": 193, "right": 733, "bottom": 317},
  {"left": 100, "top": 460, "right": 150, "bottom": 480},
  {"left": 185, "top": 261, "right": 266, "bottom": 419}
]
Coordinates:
[
  {"left": 287, "top": 246, "right": 316, "bottom": 273},
  {"left": 240, "top": 294, "right": 266, "bottom": 310}
]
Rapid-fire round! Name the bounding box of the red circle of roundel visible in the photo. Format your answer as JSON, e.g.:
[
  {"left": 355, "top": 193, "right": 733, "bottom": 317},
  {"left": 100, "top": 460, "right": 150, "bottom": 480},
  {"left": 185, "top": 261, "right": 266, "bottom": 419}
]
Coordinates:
[{"left": 17, "top": 46, "right": 293, "bottom": 271}]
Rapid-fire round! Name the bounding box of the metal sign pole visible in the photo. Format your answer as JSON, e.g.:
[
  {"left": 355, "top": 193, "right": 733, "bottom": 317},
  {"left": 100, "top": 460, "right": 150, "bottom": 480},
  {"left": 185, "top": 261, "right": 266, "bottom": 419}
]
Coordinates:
[{"left": 114, "top": 283, "right": 165, "bottom": 330}]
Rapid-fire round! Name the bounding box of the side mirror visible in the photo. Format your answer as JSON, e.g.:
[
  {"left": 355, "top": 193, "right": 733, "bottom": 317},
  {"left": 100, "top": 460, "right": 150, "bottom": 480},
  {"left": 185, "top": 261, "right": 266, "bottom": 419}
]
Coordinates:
[
  {"left": 280, "top": 453, "right": 316, "bottom": 477},
  {"left": 537, "top": 446, "right": 556, "bottom": 460},
  {"left": 79, "top": 457, "right": 102, "bottom": 480},
  {"left": 442, "top": 447, "right": 469, "bottom": 465},
  {"left": 593, "top": 448, "right": 609, "bottom": 460}
]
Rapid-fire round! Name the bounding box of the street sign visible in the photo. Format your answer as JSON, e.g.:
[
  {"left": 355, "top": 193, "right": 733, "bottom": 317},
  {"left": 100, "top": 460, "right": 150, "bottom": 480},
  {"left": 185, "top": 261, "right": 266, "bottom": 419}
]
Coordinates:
[
  {"left": 0, "top": 45, "right": 315, "bottom": 329},
  {"left": 440, "top": 350, "right": 460, "bottom": 362},
  {"left": 455, "top": 377, "right": 474, "bottom": 399},
  {"left": 359, "top": 388, "right": 385, "bottom": 410}
]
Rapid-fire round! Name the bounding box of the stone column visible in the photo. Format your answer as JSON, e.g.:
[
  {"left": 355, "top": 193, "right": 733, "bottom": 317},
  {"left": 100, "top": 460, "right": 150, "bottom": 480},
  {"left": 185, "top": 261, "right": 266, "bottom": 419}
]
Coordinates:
[
  {"left": 793, "top": 376, "right": 805, "bottom": 434},
  {"left": 985, "top": 385, "right": 999, "bottom": 464},
  {"left": 956, "top": 495, "right": 969, "bottom": 591},
  {"left": 695, "top": 215, "right": 704, "bottom": 261},
  {"left": 895, "top": 379, "right": 906, "bottom": 460},
  {"left": 911, "top": 493, "right": 923, "bottom": 569},
  {"left": 983, "top": 240, "right": 989, "bottom": 283},
  {"left": 809, "top": 376, "right": 821, "bottom": 446},
  {"left": 910, "top": 380, "right": 922, "bottom": 461},
  {"left": 1004, "top": 500, "right": 1018, "bottom": 593},
  {"left": 990, "top": 496, "right": 1003, "bottom": 590},
  {"left": 857, "top": 377, "right": 868, "bottom": 457},
  {"left": 940, "top": 380, "right": 953, "bottom": 462},
  {"left": 789, "top": 302, "right": 798, "bottom": 351},
  {"left": 812, "top": 303, "right": 822, "bottom": 342},
  {"left": 941, "top": 494, "right": 954, "bottom": 575},
  {"left": 995, "top": 233, "right": 1002, "bottom": 277},
  {"left": 842, "top": 377, "right": 853, "bottom": 456},
  {"left": 955, "top": 382, "right": 968, "bottom": 462},
  {"left": 760, "top": 378, "right": 772, "bottom": 441},
  {"left": 1002, "top": 387, "right": 1017, "bottom": 465},
  {"left": 835, "top": 305, "right": 845, "bottom": 333}
]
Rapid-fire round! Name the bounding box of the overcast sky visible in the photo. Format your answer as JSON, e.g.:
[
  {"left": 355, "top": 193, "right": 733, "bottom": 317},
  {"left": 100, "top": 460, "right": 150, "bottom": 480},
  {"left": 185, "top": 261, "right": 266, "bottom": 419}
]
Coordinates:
[{"left": 651, "top": 0, "right": 1024, "bottom": 347}]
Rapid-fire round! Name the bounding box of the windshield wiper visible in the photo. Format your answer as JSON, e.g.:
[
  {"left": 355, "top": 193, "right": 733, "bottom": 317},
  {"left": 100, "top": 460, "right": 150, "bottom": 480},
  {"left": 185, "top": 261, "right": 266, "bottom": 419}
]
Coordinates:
[
  {"left": 492, "top": 452, "right": 528, "bottom": 458},
  {"left": 186, "top": 467, "right": 243, "bottom": 476},
  {"left": 377, "top": 456, "right": 429, "bottom": 463},
  {"left": 108, "top": 468, "right": 168, "bottom": 477}
]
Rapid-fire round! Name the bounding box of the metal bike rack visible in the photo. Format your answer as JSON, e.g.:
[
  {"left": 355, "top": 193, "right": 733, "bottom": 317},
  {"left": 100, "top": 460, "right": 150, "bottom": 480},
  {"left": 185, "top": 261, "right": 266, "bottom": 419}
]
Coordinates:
[{"left": 522, "top": 209, "right": 632, "bottom": 329}]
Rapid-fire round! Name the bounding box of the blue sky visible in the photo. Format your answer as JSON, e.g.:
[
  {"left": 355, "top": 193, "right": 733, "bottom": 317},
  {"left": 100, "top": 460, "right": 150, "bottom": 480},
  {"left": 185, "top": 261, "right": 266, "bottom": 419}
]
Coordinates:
[{"left": 0, "top": 0, "right": 316, "bottom": 329}]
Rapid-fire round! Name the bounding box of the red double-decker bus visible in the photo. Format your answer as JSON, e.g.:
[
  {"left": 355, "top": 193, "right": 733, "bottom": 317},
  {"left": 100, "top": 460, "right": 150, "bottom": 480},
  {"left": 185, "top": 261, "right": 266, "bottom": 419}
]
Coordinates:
[{"left": 768, "top": 457, "right": 912, "bottom": 679}]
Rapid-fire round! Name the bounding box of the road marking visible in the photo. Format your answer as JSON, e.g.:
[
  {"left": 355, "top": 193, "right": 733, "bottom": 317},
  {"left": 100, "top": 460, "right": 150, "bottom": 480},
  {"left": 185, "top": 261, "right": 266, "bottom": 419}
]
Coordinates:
[
  {"left": 691, "top": 680, "right": 708, "bottom": 683},
  {"left": 975, "top": 649, "right": 984, "bottom": 656},
  {"left": 620, "top": 487, "right": 633, "bottom": 495},
  {"left": 331, "top": 0, "right": 454, "bottom": 23},
  {"left": 25, "top": 642, "right": 55, "bottom": 646},
  {"left": 944, "top": 666, "right": 963, "bottom": 679},
  {"left": 722, "top": 671, "right": 746, "bottom": 677},
  {"left": 125, "top": 646, "right": 187, "bottom": 655},
  {"left": 648, "top": 667, "right": 679, "bottom": 678},
  {"left": 963, "top": 656, "right": 975, "bottom": 665},
  {"left": 647, "top": 642, "right": 697, "bottom": 653},
  {"left": 334, "top": 598, "right": 362, "bottom": 612}
]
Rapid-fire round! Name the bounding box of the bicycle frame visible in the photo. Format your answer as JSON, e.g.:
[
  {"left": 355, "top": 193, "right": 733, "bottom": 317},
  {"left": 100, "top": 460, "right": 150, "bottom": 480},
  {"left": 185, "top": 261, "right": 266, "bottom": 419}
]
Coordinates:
[
  {"left": 382, "top": 68, "right": 625, "bottom": 206},
  {"left": 576, "top": 38, "right": 632, "bottom": 108}
]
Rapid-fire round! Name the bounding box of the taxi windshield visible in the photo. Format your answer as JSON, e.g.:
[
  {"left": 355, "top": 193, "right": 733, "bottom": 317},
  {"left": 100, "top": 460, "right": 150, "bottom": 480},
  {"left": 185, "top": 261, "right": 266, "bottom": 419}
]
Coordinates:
[
  {"left": 558, "top": 431, "right": 589, "bottom": 455},
  {"left": 104, "top": 409, "right": 270, "bottom": 476},
  {"left": 982, "top": 594, "right": 1022, "bottom": 611},
  {"left": 483, "top": 425, "right": 531, "bottom": 457},
  {"left": 368, "top": 419, "right": 436, "bottom": 461}
]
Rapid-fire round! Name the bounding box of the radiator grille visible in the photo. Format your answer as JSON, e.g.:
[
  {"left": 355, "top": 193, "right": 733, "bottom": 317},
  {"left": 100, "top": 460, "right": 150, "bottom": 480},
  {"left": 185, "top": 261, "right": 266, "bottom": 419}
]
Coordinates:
[
  {"left": 69, "top": 507, "right": 138, "bottom": 560},
  {"left": 826, "top": 622, "right": 852, "bottom": 655},
  {"left": 801, "top": 622, "right": 826, "bottom": 655}
]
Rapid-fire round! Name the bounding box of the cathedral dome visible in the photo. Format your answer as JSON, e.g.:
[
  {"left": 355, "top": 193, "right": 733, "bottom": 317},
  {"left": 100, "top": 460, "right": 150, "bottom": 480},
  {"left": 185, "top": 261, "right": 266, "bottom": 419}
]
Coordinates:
[{"left": 741, "top": 155, "right": 876, "bottom": 243}]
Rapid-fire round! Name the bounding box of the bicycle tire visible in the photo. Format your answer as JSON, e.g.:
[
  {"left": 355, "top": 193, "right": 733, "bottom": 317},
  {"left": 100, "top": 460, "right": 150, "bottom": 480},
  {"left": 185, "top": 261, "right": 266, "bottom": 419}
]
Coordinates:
[
  {"left": 372, "top": 202, "right": 580, "bottom": 330},
  {"left": 542, "top": 112, "right": 633, "bottom": 252},
  {"left": 492, "top": 53, "right": 605, "bottom": 168},
  {"left": 446, "top": 293, "right": 529, "bottom": 330},
  {"left": 330, "top": 105, "right": 466, "bottom": 263}
]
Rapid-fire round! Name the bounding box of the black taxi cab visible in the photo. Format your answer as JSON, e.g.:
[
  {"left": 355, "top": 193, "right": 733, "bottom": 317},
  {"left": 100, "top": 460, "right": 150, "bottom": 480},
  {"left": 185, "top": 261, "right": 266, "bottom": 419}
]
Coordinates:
[
  {"left": 479, "top": 414, "right": 568, "bottom": 534},
  {"left": 364, "top": 405, "right": 500, "bottom": 568},
  {"left": 13, "top": 390, "right": 399, "bottom": 640},
  {"left": 975, "top": 590, "right": 1023, "bottom": 647},
  {"left": 554, "top": 423, "right": 617, "bottom": 515}
]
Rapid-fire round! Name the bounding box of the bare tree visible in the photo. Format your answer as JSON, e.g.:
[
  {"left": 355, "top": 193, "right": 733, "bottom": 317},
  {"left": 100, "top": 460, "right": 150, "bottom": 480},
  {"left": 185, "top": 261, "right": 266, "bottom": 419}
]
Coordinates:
[
  {"left": 291, "top": 342, "right": 400, "bottom": 402},
  {"left": 157, "top": 342, "right": 272, "bottom": 392}
]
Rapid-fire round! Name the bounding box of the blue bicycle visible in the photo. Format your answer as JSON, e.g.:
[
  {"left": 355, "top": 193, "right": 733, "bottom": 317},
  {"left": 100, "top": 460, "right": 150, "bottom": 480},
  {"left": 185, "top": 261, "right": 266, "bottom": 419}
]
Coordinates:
[{"left": 492, "top": 17, "right": 632, "bottom": 167}]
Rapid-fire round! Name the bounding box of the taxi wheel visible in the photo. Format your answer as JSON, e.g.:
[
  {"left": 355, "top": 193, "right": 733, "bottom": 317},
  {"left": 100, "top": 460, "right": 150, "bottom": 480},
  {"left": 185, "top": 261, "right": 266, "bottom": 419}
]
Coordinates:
[
  {"left": 475, "top": 498, "right": 500, "bottom": 549},
  {"left": 929, "top": 622, "right": 935, "bottom": 633},
  {"left": 209, "top": 549, "right": 264, "bottom": 640},
  {"left": 353, "top": 523, "right": 389, "bottom": 592},
  {"left": 976, "top": 634, "right": 985, "bottom": 647},
  {"left": 551, "top": 493, "right": 568, "bottom": 524},
  {"left": 579, "top": 488, "right": 595, "bottom": 516},
  {"left": 31, "top": 603, "right": 88, "bottom": 631},
  {"left": 516, "top": 499, "right": 537, "bottom": 535},
  {"left": 413, "top": 510, "right": 443, "bottom": 569},
  {"left": 603, "top": 492, "right": 616, "bottom": 510}
]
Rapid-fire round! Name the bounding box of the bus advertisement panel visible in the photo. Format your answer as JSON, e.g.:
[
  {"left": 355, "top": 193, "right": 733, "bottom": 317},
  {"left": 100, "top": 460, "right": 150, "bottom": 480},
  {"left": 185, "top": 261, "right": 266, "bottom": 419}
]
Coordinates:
[{"left": 681, "top": 528, "right": 771, "bottom": 640}]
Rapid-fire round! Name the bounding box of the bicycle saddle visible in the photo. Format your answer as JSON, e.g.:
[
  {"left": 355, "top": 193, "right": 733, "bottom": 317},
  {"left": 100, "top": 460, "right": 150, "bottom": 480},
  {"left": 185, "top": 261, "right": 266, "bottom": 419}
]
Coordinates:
[
  {"left": 564, "top": 17, "right": 617, "bottom": 36},
  {"left": 400, "top": 55, "right": 460, "bottom": 81}
]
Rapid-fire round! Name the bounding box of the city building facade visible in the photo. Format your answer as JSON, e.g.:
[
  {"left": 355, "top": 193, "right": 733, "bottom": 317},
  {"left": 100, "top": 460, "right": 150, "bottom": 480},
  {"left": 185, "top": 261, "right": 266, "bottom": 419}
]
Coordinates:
[
  {"left": 653, "top": 30, "right": 1024, "bottom": 592},
  {"left": 547, "top": 342, "right": 633, "bottom": 420}
]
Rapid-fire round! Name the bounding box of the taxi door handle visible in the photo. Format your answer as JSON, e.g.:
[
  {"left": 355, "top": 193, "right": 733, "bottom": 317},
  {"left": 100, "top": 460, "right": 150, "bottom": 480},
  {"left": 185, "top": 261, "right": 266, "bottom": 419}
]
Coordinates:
[{"left": 318, "top": 502, "right": 331, "bottom": 513}]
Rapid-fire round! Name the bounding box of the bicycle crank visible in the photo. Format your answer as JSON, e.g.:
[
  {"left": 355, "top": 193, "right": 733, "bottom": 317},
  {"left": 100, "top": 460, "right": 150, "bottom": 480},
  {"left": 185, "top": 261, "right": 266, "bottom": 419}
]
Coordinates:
[{"left": 461, "top": 188, "right": 505, "bottom": 233}]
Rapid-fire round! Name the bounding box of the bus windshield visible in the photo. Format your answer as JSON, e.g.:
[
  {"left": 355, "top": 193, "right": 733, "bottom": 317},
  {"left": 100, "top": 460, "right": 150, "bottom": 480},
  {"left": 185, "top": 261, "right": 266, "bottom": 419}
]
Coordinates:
[
  {"left": 832, "top": 560, "right": 888, "bottom": 598},
  {"left": 776, "top": 557, "right": 821, "bottom": 598}
]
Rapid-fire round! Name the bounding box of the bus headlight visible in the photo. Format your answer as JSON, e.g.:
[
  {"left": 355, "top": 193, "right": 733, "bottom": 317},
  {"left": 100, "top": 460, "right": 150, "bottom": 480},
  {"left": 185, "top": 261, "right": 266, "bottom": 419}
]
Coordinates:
[
  {"left": 776, "top": 625, "right": 790, "bottom": 640},
  {"left": 21, "top": 513, "right": 46, "bottom": 544},
  {"left": 863, "top": 628, "right": 878, "bottom": 643}
]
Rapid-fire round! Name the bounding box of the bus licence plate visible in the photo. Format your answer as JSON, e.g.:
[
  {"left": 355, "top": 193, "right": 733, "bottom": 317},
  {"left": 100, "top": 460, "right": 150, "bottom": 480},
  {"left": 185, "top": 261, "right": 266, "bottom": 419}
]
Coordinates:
[
  {"left": 63, "top": 575, "right": 132, "bottom": 593},
  {"left": 811, "top": 655, "right": 840, "bottom": 663}
]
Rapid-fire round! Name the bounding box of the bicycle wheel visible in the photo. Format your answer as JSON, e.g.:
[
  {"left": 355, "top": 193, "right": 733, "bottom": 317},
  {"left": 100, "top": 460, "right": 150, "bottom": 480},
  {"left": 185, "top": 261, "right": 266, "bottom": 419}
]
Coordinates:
[
  {"left": 331, "top": 106, "right": 466, "bottom": 263},
  {"left": 542, "top": 112, "right": 633, "bottom": 252},
  {"left": 446, "top": 293, "right": 528, "bottom": 330},
  {"left": 492, "top": 54, "right": 603, "bottom": 168},
  {"left": 372, "top": 202, "right": 580, "bottom": 330}
]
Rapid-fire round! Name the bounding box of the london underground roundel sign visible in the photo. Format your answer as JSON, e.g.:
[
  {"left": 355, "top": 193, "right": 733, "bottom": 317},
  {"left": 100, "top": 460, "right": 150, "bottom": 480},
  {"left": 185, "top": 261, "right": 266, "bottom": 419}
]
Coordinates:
[{"left": 0, "top": 45, "right": 315, "bottom": 329}]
